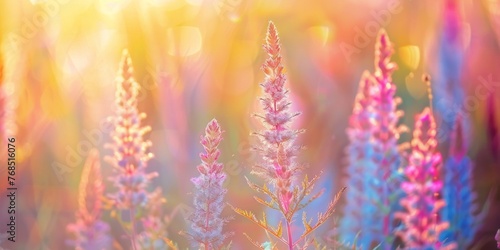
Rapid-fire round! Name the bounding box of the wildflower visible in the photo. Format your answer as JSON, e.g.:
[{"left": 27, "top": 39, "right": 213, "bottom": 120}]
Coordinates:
[
  {"left": 106, "top": 49, "right": 157, "bottom": 249},
  {"left": 371, "top": 29, "right": 405, "bottom": 241},
  {"left": 251, "top": 21, "right": 303, "bottom": 208},
  {"left": 67, "top": 149, "right": 111, "bottom": 250},
  {"left": 340, "top": 73, "right": 381, "bottom": 247},
  {"left": 340, "top": 29, "right": 404, "bottom": 248},
  {"left": 187, "top": 119, "right": 231, "bottom": 249},
  {"left": 232, "top": 21, "right": 345, "bottom": 250},
  {"left": 396, "top": 107, "right": 454, "bottom": 249}
]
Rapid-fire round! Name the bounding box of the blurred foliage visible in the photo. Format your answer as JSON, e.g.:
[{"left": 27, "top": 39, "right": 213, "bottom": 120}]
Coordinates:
[{"left": 0, "top": 0, "right": 499, "bottom": 249}]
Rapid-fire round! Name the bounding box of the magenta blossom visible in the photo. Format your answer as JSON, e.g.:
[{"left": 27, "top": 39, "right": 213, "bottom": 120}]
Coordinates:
[{"left": 396, "top": 107, "right": 455, "bottom": 249}]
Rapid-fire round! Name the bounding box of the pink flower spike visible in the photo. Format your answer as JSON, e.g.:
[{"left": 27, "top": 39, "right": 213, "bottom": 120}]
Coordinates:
[
  {"left": 396, "top": 106, "right": 455, "bottom": 249},
  {"left": 374, "top": 29, "right": 397, "bottom": 83},
  {"left": 106, "top": 49, "right": 159, "bottom": 250},
  {"left": 188, "top": 119, "right": 230, "bottom": 250},
  {"left": 67, "top": 149, "right": 111, "bottom": 250},
  {"left": 252, "top": 21, "right": 302, "bottom": 211},
  {"left": 107, "top": 49, "right": 156, "bottom": 210},
  {"left": 341, "top": 30, "right": 405, "bottom": 248},
  {"left": 232, "top": 21, "right": 345, "bottom": 250}
]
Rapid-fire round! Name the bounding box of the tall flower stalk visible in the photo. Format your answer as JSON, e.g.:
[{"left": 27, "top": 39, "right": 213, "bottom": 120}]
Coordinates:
[
  {"left": 440, "top": 116, "right": 476, "bottom": 247},
  {"left": 232, "top": 21, "right": 345, "bottom": 250},
  {"left": 340, "top": 72, "right": 380, "bottom": 248},
  {"left": 106, "top": 49, "right": 157, "bottom": 250},
  {"left": 67, "top": 149, "right": 111, "bottom": 250},
  {"left": 187, "top": 119, "right": 231, "bottom": 249},
  {"left": 395, "top": 106, "right": 454, "bottom": 249},
  {"left": 340, "top": 29, "right": 404, "bottom": 249},
  {"left": 371, "top": 30, "right": 405, "bottom": 243}
]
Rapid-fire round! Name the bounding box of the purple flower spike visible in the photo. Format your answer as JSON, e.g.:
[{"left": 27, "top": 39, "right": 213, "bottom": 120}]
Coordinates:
[
  {"left": 106, "top": 49, "right": 157, "bottom": 210},
  {"left": 340, "top": 29, "right": 404, "bottom": 249},
  {"left": 187, "top": 119, "right": 231, "bottom": 250},
  {"left": 106, "top": 49, "right": 158, "bottom": 250},
  {"left": 232, "top": 21, "right": 345, "bottom": 250}
]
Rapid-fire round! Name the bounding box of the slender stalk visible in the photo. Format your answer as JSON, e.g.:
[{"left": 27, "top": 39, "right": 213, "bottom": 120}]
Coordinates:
[
  {"left": 130, "top": 208, "right": 138, "bottom": 250},
  {"left": 233, "top": 21, "right": 345, "bottom": 250},
  {"left": 286, "top": 220, "right": 293, "bottom": 250}
]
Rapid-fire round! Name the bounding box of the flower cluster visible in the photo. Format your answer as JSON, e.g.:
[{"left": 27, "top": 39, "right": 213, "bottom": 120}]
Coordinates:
[
  {"left": 395, "top": 107, "right": 453, "bottom": 249},
  {"left": 440, "top": 116, "right": 477, "bottom": 247},
  {"left": 67, "top": 149, "right": 111, "bottom": 250},
  {"left": 106, "top": 49, "right": 157, "bottom": 210},
  {"left": 340, "top": 29, "right": 404, "bottom": 248},
  {"left": 340, "top": 72, "right": 381, "bottom": 247},
  {"left": 106, "top": 49, "right": 158, "bottom": 249},
  {"left": 233, "top": 21, "right": 345, "bottom": 250},
  {"left": 60, "top": 19, "right": 489, "bottom": 250},
  {"left": 371, "top": 30, "right": 405, "bottom": 242},
  {"left": 187, "top": 118, "right": 230, "bottom": 249},
  {"left": 250, "top": 21, "right": 303, "bottom": 214}
]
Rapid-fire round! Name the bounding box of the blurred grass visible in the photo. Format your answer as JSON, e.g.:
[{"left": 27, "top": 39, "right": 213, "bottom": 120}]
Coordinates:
[{"left": 0, "top": 0, "right": 499, "bottom": 249}]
